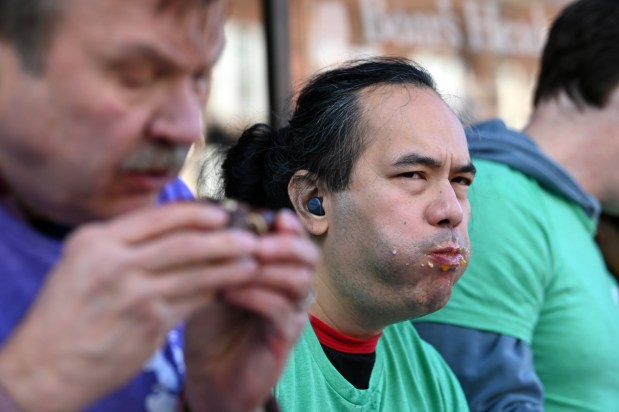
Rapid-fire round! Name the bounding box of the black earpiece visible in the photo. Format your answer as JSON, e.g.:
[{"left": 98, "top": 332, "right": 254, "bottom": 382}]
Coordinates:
[{"left": 307, "top": 196, "right": 325, "bottom": 216}]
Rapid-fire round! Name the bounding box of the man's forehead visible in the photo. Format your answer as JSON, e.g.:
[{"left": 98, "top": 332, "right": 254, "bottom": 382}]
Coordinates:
[
  {"left": 156, "top": 0, "right": 220, "bottom": 12},
  {"left": 358, "top": 87, "right": 469, "bottom": 161},
  {"left": 360, "top": 86, "right": 462, "bottom": 137},
  {"left": 63, "top": 0, "right": 222, "bottom": 13},
  {"left": 59, "top": 0, "right": 226, "bottom": 65},
  {"left": 62, "top": 0, "right": 226, "bottom": 28}
]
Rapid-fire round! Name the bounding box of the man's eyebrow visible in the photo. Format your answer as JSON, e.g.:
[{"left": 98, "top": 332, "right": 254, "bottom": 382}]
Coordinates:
[
  {"left": 108, "top": 43, "right": 218, "bottom": 72},
  {"left": 455, "top": 162, "right": 477, "bottom": 175},
  {"left": 109, "top": 44, "right": 177, "bottom": 67},
  {"left": 393, "top": 153, "right": 477, "bottom": 175},
  {"left": 393, "top": 153, "right": 441, "bottom": 169}
]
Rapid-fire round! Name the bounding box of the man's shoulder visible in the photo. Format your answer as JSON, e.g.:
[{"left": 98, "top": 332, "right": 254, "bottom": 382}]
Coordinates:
[
  {"left": 380, "top": 323, "right": 469, "bottom": 408},
  {"left": 470, "top": 159, "right": 548, "bottom": 205},
  {"left": 471, "top": 158, "right": 589, "bottom": 224},
  {"left": 381, "top": 322, "right": 448, "bottom": 362}
]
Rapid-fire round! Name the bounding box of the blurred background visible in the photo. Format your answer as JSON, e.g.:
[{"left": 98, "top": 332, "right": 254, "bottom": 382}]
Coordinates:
[{"left": 184, "top": 0, "right": 572, "bottom": 195}]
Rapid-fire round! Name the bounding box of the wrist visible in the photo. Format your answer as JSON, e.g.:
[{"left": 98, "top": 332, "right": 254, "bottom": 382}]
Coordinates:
[{"left": 0, "top": 340, "right": 67, "bottom": 412}]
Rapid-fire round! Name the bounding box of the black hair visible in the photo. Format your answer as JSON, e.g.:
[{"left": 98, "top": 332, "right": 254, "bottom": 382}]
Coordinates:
[
  {"left": 533, "top": 0, "right": 619, "bottom": 108},
  {"left": 221, "top": 56, "right": 438, "bottom": 210}
]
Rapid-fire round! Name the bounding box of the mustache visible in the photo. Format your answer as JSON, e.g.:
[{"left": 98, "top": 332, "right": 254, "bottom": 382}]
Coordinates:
[
  {"left": 423, "top": 230, "right": 469, "bottom": 252},
  {"left": 120, "top": 142, "right": 190, "bottom": 172}
]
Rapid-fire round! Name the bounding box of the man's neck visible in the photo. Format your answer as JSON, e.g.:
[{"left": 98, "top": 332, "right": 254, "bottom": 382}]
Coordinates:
[
  {"left": 309, "top": 302, "right": 385, "bottom": 340},
  {"left": 0, "top": 184, "right": 73, "bottom": 240},
  {"left": 309, "top": 314, "right": 382, "bottom": 354},
  {"left": 523, "top": 97, "right": 605, "bottom": 201}
]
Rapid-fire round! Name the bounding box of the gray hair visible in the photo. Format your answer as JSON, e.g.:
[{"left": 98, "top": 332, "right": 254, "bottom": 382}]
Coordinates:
[{"left": 0, "top": 0, "right": 60, "bottom": 72}]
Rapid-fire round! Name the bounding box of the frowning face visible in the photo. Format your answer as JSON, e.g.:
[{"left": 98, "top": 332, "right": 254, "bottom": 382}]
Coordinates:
[
  {"left": 0, "top": 0, "right": 227, "bottom": 224},
  {"left": 320, "top": 85, "right": 475, "bottom": 333}
]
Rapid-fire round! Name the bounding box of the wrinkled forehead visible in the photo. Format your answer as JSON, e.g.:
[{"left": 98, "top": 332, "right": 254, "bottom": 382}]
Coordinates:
[
  {"left": 358, "top": 85, "right": 469, "bottom": 162},
  {"left": 61, "top": 0, "right": 223, "bottom": 13},
  {"left": 60, "top": 0, "right": 227, "bottom": 33},
  {"left": 58, "top": 0, "right": 227, "bottom": 64},
  {"left": 156, "top": 0, "right": 219, "bottom": 9}
]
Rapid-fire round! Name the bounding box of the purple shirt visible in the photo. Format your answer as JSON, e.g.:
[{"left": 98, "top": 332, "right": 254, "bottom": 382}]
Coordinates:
[{"left": 0, "top": 178, "right": 194, "bottom": 412}]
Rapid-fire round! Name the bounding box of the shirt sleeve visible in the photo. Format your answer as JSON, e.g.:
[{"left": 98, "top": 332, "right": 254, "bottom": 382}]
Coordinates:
[
  {"left": 414, "top": 322, "right": 544, "bottom": 412},
  {"left": 158, "top": 177, "right": 196, "bottom": 203}
]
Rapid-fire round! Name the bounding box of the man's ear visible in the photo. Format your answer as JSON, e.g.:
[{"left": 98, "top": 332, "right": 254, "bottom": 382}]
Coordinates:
[{"left": 288, "top": 170, "right": 329, "bottom": 236}]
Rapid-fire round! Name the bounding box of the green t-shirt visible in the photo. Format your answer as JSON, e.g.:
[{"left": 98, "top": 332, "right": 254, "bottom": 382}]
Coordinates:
[
  {"left": 419, "top": 159, "right": 619, "bottom": 411},
  {"left": 274, "top": 321, "right": 469, "bottom": 411}
]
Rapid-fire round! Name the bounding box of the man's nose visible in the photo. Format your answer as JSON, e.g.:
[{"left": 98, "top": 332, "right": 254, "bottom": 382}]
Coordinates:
[
  {"left": 149, "top": 80, "right": 204, "bottom": 145},
  {"left": 424, "top": 185, "right": 464, "bottom": 228}
]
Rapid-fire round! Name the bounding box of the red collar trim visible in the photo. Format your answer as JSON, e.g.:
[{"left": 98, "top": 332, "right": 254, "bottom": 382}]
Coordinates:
[{"left": 309, "top": 314, "right": 381, "bottom": 354}]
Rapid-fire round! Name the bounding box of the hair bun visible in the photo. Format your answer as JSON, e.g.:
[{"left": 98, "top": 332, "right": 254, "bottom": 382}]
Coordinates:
[{"left": 222, "top": 123, "right": 283, "bottom": 208}]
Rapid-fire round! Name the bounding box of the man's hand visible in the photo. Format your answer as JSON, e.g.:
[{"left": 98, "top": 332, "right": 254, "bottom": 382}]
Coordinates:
[
  {"left": 181, "top": 210, "right": 319, "bottom": 412},
  {"left": 0, "top": 202, "right": 300, "bottom": 412}
]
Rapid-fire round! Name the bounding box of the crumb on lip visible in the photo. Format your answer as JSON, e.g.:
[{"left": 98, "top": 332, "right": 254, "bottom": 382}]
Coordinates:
[{"left": 427, "top": 256, "right": 468, "bottom": 271}]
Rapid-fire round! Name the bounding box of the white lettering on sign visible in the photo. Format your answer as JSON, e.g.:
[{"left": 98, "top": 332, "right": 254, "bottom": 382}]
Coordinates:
[
  {"left": 464, "top": 1, "right": 547, "bottom": 56},
  {"left": 361, "top": 0, "right": 463, "bottom": 49},
  {"left": 359, "top": 0, "right": 550, "bottom": 57}
]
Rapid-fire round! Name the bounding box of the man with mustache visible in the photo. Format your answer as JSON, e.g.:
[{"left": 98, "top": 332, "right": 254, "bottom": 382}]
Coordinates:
[
  {"left": 0, "top": 0, "right": 319, "bottom": 411},
  {"left": 220, "top": 57, "right": 475, "bottom": 411}
]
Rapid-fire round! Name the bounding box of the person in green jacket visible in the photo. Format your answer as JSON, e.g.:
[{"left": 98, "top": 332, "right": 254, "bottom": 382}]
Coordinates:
[
  {"left": 220, "top": 56, "right": 475, "bottom": 411},
  {"left": 414, "top": 1, "right": 619, "bottom": 411}
]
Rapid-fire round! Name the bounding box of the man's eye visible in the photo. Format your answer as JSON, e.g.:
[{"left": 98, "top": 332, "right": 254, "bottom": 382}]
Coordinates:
[
  {"left": 122, "top": 78, "right": 150, "bottom": 89},
  {"left": 119, "top": 68, "right": 156, "bottom": 89},
  {"left": 452, "top": 176, "right": 473, "bottom": 186},
  {"left": 400, "top": 171, "right": 423, "bottom": 179}
]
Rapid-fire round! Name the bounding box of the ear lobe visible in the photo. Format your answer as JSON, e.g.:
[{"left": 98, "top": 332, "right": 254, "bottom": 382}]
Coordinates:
[{"left": 288, "top": 170, "right": 329, "bottom": 236}]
